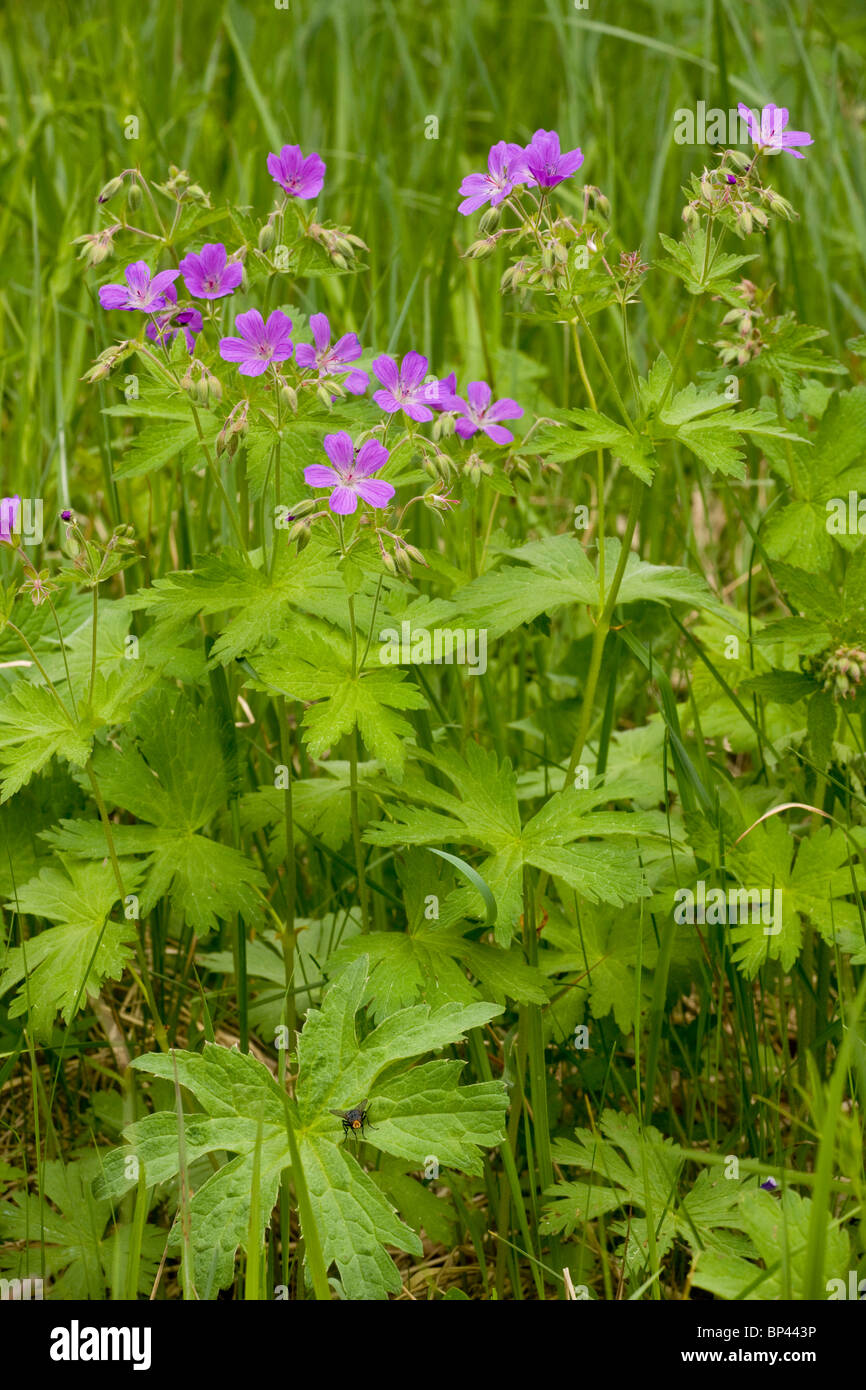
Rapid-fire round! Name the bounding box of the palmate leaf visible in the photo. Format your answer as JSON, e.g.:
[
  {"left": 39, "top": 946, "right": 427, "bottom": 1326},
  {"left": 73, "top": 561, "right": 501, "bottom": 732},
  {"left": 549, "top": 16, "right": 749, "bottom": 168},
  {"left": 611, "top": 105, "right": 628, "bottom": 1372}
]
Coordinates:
[
  {"left": 639, "top": 352, "right": 803, "bottom": 478},
  {"left": 93, "top": 958, "right": 506, "bottom": 1299},
  {"left": 131, "top": 536, "right": 342, "bottom": 665},
  {"left": 365, "top": 743, "right": 658, "bottom": 942},
  {"left": 656, "top": 228, "right": 757, "bottom": 300},
  {"left": 691, "top": 1189, "right": 851, "bottom": 1300},
  {"left": 0, "top": 661, "right": 162, "bottom": 803},
  {"left": 326, "top": 850, "right": 548, "bottom": 1020},
  {"left": 449, "top": 533, "right": 721, "bottom": 639},
  {"left": 0, "top": 858, "right": 144, "bottom": 1037},
  {"left": 253, "top": 621, "right": 427, "bottom": 779},
  {"left": 534, "top": 414, "right": 657, "bottom": 482},
  {"left": 542, "top": 1110, "right": 752, "bottom": 1273},
  {"left": 43, "top": 686, "right": 265, "bottom": 934},
  {"left": 0, "top": 682, "right": 91, "bottom": 801},
  {"left": 726, "top": 819, "right": 866, "bottom": 976},
  {"left": 760, "top": 386, "right": 866, "bottom": 569},
  {"left": 0, "top": 1156, "right": 163, "bottom": 1299},
  {"left": 742, "top": 313, "right": 847, "bottom": 416}
]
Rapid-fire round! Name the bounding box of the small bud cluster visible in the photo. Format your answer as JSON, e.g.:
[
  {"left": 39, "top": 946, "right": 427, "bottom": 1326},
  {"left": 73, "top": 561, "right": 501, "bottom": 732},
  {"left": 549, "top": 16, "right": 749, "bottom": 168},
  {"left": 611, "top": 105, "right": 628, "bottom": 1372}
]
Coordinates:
[
  {"left": 306, "top": 223, "right": 368, "bottom": 271},
  {"left": 81, "top": 340, "right": 133, "bottom": 383},
  {"left": 180, "top": 359, "right": 223, "bottom": 407},
  {"left": 714, "top": 280, "right": 768, "bottom": 366},
  {"left": 216, "top": 402, "right": 249, "bottom": 458},
  {"left": 819, "top": 646, "right": 866, "bottom": 702},
  {"left": 157, "top": 165, "right": 210, "bottom": 205},
  {"left": 72, "top": 224, "right": 122, "bottom": 267},
  {"left": 682, "top": 152, "right": 798, "bottom": 238}
]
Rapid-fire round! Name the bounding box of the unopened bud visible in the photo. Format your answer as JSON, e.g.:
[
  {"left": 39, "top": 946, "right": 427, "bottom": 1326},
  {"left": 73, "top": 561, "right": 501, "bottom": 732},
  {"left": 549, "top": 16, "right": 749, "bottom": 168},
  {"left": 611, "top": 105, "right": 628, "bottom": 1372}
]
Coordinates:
[
  {"left": 97, "top": 176, "right": 125, "bottom": 205},
  {"left": 280, "top": 384, "right": 298, "bottom": 413},
  {"left": 288, "top": 519, "right": 312, "bottom": 550},
  {"left": 478, "top": 204, "right": 502, "bottom": 234},
  {"left": 286, "top": 497, "right": 318, "bottom": 518},
  {"left": 316, "top": 384, "right": 334, "bottom": 409},
  {"left": 258, "top": 220, "right": 276, "bottom": 252},
  {"left": 126, "top": 181, "right": 142, "bottom": 213},
  {"left": 465, "top": 237, "right": 496, "bottom": 261}
]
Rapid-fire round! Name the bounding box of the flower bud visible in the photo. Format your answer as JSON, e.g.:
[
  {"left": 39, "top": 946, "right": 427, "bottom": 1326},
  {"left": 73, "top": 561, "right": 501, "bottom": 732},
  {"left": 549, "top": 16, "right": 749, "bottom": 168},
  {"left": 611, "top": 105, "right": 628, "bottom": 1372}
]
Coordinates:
[
  {"left": 207, "top": 372, "right": 222, "bottom": 404},
  {"left": 381, "top": 551, "right": 398, "bottom": 575},
  {"left": 185, "top": 184, "right": 207, "bottom": 203},
  {"left": 97, "top": 175, "right": 125, "bottom": 205},
  {"left": 465, "top": 237, "right": 496, "bottom": 261},
  {"left": 258, "top": 220, "right": 276, "bottom": 252},
  {"left": 736, "top": 207, "right": 754, "bottom": 236},
  {"left": 126, "top": 181, "right": 143, "bottom": 213},
  {"left": 288, "top": 518, "right": 312, "bottom": 550},
  {"left": 395, "top": 545, "right": 413, "bottom": 576},
  {"left": 478, "top": 204, "right": 502, "bottom": 234},
  {"left": 316, "top": 384, "right": 334, "bottom": 409},
  {"left": 280, "top": 384, "right": 298, "bottom": 413},
  {"left": 286, "top": 497, "right": 318, "bottom": 519}
]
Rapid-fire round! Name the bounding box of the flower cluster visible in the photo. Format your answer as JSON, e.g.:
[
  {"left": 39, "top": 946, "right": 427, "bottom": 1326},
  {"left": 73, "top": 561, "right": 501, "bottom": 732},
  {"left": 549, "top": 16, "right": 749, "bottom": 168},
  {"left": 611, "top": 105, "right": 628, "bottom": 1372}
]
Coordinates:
[
  {"left": 457, "top": 129, "right": 584, "bottom": 214},
  {"left": 90, "top": 143, "right": 525, "bottom": 550}
]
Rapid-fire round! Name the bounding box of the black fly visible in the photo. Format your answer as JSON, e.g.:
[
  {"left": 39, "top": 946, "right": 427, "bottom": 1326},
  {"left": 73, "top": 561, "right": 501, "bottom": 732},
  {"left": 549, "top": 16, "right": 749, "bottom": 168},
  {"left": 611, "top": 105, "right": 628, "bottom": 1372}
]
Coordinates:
[{"left": 330, "top": 1100, "right": 373, "bottom": 1142}]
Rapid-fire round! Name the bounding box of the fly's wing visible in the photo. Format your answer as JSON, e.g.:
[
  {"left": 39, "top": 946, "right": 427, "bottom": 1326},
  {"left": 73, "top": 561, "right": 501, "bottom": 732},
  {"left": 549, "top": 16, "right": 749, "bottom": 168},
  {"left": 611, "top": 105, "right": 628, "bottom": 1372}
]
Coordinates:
[{"left": 328, "top": 1109, "right": 348, "bottom": 1119}]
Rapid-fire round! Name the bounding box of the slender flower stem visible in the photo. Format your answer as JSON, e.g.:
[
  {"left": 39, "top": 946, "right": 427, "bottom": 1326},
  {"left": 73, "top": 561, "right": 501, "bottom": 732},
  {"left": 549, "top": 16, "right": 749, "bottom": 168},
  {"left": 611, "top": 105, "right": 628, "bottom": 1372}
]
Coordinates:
[
  {"left": 573, "top": 302, "right": 637, "bottom": 434},
  {"left": 571, "top": 322, "right": 606, "bottom": 602},
  {"left": 565, "top": 478, "right": 643, "bottom": 785},
  {"left": 86, "top": 762, "right": 168, "bottom": 1051},
  {"left": 347, "top": 591, "right": 371, "bottom": 933}
]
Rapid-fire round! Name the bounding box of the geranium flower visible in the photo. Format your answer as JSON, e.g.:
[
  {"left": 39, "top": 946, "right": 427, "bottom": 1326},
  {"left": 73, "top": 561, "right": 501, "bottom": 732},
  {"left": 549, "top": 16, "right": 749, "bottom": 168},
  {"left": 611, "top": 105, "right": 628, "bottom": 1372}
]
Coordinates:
[
  {"left": 145, "top": 285, "right": 203, "bottom": 353},
  {"left": 0, "top": 495, "right": 20, "bottom": 544},
  {"left": 304, "top": 432, "right": 394, "bottom": 514},
  {"left": 295, "top": 313, "right": 368, "bottom": 394},
  {"left": 98, "top": 260, "right": 180, "bottom": 312},
  {"left": 219, "top": 309, "right": 293, "bottom": 376},
  {"left": 179, "top": 243, "right": 243, "bottom": 299},
  {"left": 267, "top": 144, "right": 326, "bottom": 198},
  {"left": 738, "top": 103, "right": 813, "bottom": 159},
  {"left": 452, "top": 382, "right": 523, "bottom": 445},
  {"left": 372, "top": 351, "right": 452, "bottom": 422},
  {"left": 458, "top": 141, "right": 530, "bottom": 215},
  {"left": 522, "top": 129, "right": 584, "bottom": 188}
]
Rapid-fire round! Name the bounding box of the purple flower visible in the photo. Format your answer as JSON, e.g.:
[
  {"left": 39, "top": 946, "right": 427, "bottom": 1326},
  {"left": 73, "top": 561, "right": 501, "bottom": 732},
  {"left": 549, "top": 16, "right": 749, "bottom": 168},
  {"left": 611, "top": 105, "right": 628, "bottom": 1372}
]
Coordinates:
[
  {"left": 60, "top": 509, "right": 73, "bottom": 521},
  {"left": 98, "top": 260, "right": 180, "bottom": 312},
  {"left": 452, "top": 382, "right": 523, "bottom": 445},
  {"left": 179, "top": 243, "right": 243, "bottom": 300},
  {"left": 219, "top": 309, "right": 293, "bottom": 376},
  {"left": 738, "top": 104, "right": 813, "bottom": 159},
  {"left": 458, "top": 141, "right": 530, "bottom": 215},
  {"left": 760, "top": 1177, "right": 779, "bottom": 1193},
  {"left": 267, "top": 144, "right": 326, "bottom": 199},
  {"left": 522, "top": 129, "right": 584, "bottom": 189},
  {"left": 295, "top": 313, "right": 368, "bottom": 394},
  {"left": 0, "top": 496, "right": 20, "bottom": 545},
  {"left": 145, "top": 285, "right": 203, "bottom": 353},
  {"left": 304, "top": 432, "right": 394, "bottom": 514},
  {"left": 372, "top": 351, "right": 452, "bottom": 422}
]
